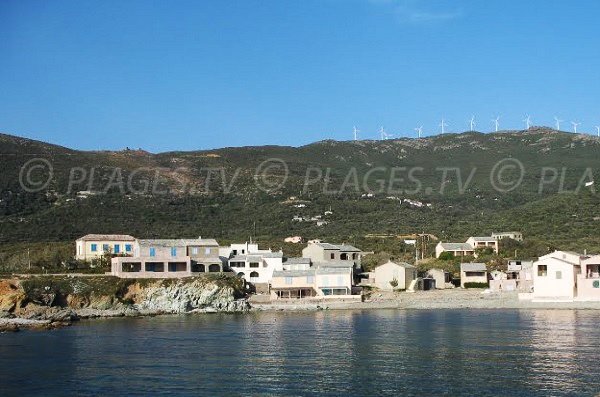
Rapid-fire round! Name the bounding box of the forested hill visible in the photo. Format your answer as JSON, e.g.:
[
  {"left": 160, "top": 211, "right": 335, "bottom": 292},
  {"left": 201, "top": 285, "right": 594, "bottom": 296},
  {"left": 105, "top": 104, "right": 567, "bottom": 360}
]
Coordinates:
[{"left": 1, "top": 127, "right": 600, "bottom": 252}]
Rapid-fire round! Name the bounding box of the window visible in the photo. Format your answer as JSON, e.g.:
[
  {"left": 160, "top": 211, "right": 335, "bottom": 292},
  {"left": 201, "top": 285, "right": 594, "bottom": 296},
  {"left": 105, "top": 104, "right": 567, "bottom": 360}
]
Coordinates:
[
  {"left": 285, "top": 277, "right": 293, "bottom": 285},
  {"left": 205, "top": 248, "right": 211, "bottom": 255},
  {"left": 340, "top": 253, "right": 348, "bottom": 260},
  {"left": 171, "top": 247, "right": 177, "bottom": 257},
  {"left": 307, "top": 275, "right": 315, "bottom": 284},
  {"left": 91, "top": 244, "right": 97, "bottom": 252},
  {"left": 250, "top": 262, "right": 260, "bottom": 268},
  {"left": 102, "top": 244, "right": 109, "bottom": 252},
  {"left": 232, "top": 250, "right": 238, "bottom": 255},
  {"left": 125, "top": 244, "right": 132, "bottom": 252},
  {"left": 538, "top": 265, "right": 547, "bottom": 277},
  {"left": 191, "top": 247, "right": 199, "bottom": 255},
  {"left": 149, "top": 247, "right": 156, "bottom": 257},
  {"left": 114, "top": 244, "right": 120, "bottom": 254},
  {"left": 556, "top": 271, "right": 562, "bottom": 279},
  {"left": 330, "top": 253, "right": 335, "bottom": 260}
]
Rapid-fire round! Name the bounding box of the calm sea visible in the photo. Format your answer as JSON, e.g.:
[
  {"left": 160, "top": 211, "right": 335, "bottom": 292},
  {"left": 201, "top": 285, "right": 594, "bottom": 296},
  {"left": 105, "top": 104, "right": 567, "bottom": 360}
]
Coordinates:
[{"left": 1, "top": 309, "right": 599, "bottom": 396}]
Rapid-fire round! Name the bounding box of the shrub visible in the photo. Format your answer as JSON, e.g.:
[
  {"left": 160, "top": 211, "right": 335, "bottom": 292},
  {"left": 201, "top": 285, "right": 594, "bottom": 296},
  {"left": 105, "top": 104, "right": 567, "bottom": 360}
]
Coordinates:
[
  {"left": 438, "top": 252, "right": 455, "bottom": 261},
  {"left": 463, "top": 282, "right": 489, "bottom": 289}
]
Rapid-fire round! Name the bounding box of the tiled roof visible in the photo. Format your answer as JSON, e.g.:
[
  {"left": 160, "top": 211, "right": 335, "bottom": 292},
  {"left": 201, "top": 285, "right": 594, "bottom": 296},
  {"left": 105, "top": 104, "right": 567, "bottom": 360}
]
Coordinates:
[
  {"left": 314, "top": 260, "right": 355, "bottom": 269},
  {"left": 377, "top": 260, "right": 415, "bottom": 269},
  {"left": 77, "top": 234, "right": 136, "bottom": 241},
  {"left": 470, "top": 236, "right": 496, "bottom": 242}
]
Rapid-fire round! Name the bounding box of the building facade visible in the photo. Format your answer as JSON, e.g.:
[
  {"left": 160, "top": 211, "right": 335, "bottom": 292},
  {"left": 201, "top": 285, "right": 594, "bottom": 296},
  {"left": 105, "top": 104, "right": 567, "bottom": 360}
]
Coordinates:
[
  {"left": 76, "top": 234, "right": 137, "bottom": 261},
  {"left": 460, "top": 263, "right": 488, "bottom": 287},
  {"left": 372, "top": 261, "right": 417, "bottom": 291}
]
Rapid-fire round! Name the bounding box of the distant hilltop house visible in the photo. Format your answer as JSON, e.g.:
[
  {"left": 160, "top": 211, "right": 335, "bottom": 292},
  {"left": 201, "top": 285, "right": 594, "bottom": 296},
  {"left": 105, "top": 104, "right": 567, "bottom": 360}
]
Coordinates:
[
  {"left": 284, "top": 236, "right": 303, "bottom": 244},
  {"left": 519, "top": 250, "right": 600, "bottom": 302},
  {"left": 491, "top": 231, "right": 524, "bottom": 242},
  {"left": 75, "top": 234, "right": 136, "bottom": 261},
  {"left": 435, "top": 235, "right": 500, "bottom": 258}
]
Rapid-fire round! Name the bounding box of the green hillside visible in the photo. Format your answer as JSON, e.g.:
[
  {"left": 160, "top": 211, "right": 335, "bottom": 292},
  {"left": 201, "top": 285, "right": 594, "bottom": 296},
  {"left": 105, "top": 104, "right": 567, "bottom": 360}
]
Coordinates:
[{"left": 1, "top": 127, "right": 600, "bottom": 267}]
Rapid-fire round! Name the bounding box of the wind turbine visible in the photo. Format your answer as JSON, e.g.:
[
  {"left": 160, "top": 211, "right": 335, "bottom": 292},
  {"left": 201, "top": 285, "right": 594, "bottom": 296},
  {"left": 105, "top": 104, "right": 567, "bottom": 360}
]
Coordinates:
[
  {"left": 439, "top": 119, "right": 448, "bottom": 134},
  {"left": 595, "top": 126, "right": 600, "bottom": 137},
  {"left": 415, "top": 125, "right": 423, "bottom": 138},
  {"left": 380, "top": 126, "right": 391, "bottom": 140},
  {"left": 492, "top": 116, "right": 500, "bottom": 132},
  {"left": 523, "top": 115, "right": 532, "bottom": 130},
  {"left": 469, "top": 115, "right": 476, "bottom": 131},
  {"left": 571, "top": 121, "right": 580, "bottom": 134},
  {"left": 554, "top": 116, "right": 563, "bottom": 131},
  {"left": 353, "top": 126, "right": 359, "bottom": 141}
]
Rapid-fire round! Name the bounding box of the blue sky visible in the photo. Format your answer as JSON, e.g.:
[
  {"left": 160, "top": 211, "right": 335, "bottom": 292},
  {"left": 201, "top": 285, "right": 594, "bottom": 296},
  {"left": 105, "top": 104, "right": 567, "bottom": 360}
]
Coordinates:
[{"left": 1, "top": 0, "right": 600, "bottom": 152}]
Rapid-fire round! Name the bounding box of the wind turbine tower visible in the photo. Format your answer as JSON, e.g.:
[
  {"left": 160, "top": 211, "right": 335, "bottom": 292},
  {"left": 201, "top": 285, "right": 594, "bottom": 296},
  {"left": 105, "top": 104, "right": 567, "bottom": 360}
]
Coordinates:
[
  {"left": 439, "top": 119, "right": 448, "bottom": 135},
  {"left": 469, "top": 115, "right": 476, "bottom": 131},
  {"left": 492, "top": 116, "right": 500, "bottom": 132},
  {"left": 596, "top": 126, "right": 600, "bottom": 137},
  {"left": 554, "top": 116, "right": 563, "bottom": 131},
  {"left": 571, "top": 121, "right": 580, "bottom": 134},
  {"left": 523, "top": 115, "right": 532, "bottom": 130},
  {"left": 415, "top": 126, "right": 423, "bottom": 139},
  {"left": 353, "top": 126, "right": 359, "bottom": 141},
  {"left": 379, "top": 126, "right": 387, "bottom": 140}
]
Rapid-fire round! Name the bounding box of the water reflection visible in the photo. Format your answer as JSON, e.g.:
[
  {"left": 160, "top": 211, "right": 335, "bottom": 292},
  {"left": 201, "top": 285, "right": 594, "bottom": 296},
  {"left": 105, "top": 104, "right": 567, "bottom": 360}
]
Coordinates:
[{"left": 1, "top": 310, "right": 600, "bottom": 396}]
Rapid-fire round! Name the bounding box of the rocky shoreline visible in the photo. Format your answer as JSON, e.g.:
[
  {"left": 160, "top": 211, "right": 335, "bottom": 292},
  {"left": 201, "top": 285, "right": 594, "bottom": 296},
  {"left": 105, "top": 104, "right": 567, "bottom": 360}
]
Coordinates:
[{"left": 0, "top": 275, "right": 249, "bottom": 332}]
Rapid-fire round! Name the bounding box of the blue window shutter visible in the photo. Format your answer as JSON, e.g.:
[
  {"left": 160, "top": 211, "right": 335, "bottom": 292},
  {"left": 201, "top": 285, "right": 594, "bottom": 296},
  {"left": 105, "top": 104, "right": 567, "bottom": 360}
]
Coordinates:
[
  {"left": 91, "top": 244, "right": 97, "bottom": 252},
  {"left": 171, "top": 247, "right": 177, "bottom": 257},
  {"left": 150, "top": 247, "right": 155, "bottom": 257},
  {"left": 125, "top": 244, "right": 132, "bottom": 252},
  {"left": 114, "top": 244, "right": 120, "bottom": 254}
]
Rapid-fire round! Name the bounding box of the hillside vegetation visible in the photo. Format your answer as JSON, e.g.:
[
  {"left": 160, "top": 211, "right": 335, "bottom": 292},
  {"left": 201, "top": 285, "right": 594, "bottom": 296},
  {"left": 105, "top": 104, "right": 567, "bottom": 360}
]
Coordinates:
[{"left": 1, "top": 127, "right": 600, "bottom": 269}]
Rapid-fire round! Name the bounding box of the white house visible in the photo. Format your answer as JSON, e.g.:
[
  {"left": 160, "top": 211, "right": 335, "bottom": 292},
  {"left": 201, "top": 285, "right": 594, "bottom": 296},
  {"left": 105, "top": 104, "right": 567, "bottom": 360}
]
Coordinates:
[
  {"left": 227, "top": 251, "right": 284, "bottom": 284},
  {"left": 373, "top": 261, "right": 417, "bottom": 290},
  {"left": 531, "top": 251, "right": 583, "bottom": 301},
  {"left": 492, "top": 231, "right": 524, "bottom": 242}
]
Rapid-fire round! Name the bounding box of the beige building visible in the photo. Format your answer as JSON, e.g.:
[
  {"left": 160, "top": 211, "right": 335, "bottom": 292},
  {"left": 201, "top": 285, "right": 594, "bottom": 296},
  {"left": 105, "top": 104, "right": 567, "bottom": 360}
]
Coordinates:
[
  {"left": 302, "top": 242, "right": 362, "bottom": 265},
  {"left": 110, "top": 238, "right": 222, "bottom": 278},
  {"left": 578, "top": 255, "right": 600, "bottom": 301},
  {"left": 492, "top": 231, "right": 524, "bottom": 242},
  {"left": 425, "top": 268, "right": 453, "bottom": 289},
  {"left": 435, "top": 242, "right": 474, "bottom": 258},
  {"left": 372, "top": 261, "right": 417, "bottom": 290},
  {"left": 460, "top": 263, "right": 488, "bottom": 287},
  {"left": 76, "top": 234, "right": 137, "bottom": 261},
  {"left": 436, "top": 235, "right": 499, "bottom": 258},
  {"left": 465, "top": 237, "right": 499, "bottom": 254}
]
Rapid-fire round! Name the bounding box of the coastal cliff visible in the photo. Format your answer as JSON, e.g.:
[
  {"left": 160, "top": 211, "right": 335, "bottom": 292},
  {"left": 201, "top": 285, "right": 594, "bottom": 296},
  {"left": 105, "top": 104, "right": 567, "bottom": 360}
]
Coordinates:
[{"left": 0, "top": 274, "right": 249, "bottom": 331}]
